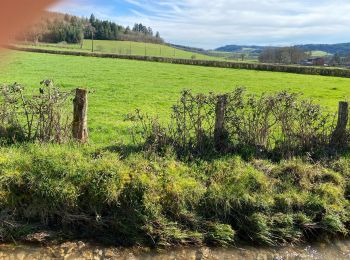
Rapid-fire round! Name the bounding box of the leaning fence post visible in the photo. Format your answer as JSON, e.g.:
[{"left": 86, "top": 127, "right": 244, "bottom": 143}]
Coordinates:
[
  {"left": 214, "top": 94, "right": 228, "bottom": 151},
  {"left": 73, "top": 88, "right": 88, "bottom": 143},
  {"left": 331, "top": 101, "right": 349, "bottom": 147}
]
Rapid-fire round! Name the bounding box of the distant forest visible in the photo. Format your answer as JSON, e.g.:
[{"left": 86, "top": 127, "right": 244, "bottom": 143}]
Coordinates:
[{"left": 19, "top": 12, "right": 163, "bottom": 45}]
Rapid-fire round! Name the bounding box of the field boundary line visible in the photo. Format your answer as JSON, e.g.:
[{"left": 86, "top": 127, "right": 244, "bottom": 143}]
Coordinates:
[{"left": 6, "top": 45, "right": 350, "bottom": 78}]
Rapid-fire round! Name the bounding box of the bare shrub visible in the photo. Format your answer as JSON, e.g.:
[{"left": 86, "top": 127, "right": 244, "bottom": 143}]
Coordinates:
[
  {"left": 225, "top": 90, "right": 336, "bottom": 157},
  {"left": 225, "top": 88, "right": 276, "bottom": 150},
  {"left": 129, "top": 109, "right": 171, "bottom": 153},
  {"left": 273, "top": 98, "right": 335, "bottom": 157},
  {"left": 130, "top": 89, "right": 341, "bottom": 159},
  {"left": 130, "top": 91, "right": 217, "bottom": 155},
  {"left": 170, "top": 90, "right": 216, "bottom": 153},
  {"left": 0, "top": 80, "right": 73, "bottom": 144}
]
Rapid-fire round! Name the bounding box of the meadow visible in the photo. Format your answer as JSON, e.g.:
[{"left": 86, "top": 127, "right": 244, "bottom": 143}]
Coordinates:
[
  {"left": 0, "top": 50, "right": 349, "bottom": 247},
  {"left": 0, "top": 50, "right": 349, "bottom": 144},
  {"left": 19, "top": 39, "right": 223, "bottom": 61},
  {"left": 311, "top": 51, "right": 331, "bottom": 57}
]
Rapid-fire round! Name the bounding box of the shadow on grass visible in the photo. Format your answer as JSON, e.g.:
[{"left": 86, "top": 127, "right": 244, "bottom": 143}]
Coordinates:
[
  {"left": 95, "top": 144, "right": 144, "bottom": 159},
  {"left": 96, "top": 141, "right": 350, "bottom": 164}
]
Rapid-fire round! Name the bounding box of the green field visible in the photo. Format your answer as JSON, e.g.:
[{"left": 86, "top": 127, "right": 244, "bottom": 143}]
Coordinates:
[
  {"left": 0, "top": 49, "right": 350, "bottom": 247},
  {"left": 311, "top": 50, "right": 331, "bottom": 57},
  {"left": 207, "top": 50, "right": 259, "bottom": 62},
  {"left": 19, "top": 39, "right": 223, "bottom": 60},
  {"left": 0, "top": 50, "right": 349, "bottom": 144}
]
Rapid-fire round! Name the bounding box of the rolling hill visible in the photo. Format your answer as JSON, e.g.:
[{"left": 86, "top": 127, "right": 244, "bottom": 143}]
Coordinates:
[
  {"left": 216, "top": 43, "right": 350, "bottom": 56},
  {"left": 18, "top": 40, "right": 224, "bottom": 61}
]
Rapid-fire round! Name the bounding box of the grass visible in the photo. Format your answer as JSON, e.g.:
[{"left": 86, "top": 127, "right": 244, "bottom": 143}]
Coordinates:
[
  {"left": 0, "top": 50, "right": 349, "bottom": 247},
  {"left": 0, "top": 50, "right": 349, "bottom": 144},
  {"left": 0, "top": 144, "right": 348, "bottom": 246},
  {"left": 311, "top": 51, "right": 331, "bottom": 57},
  {"left": 203, "top": 50, "right": 259, "bottom": 62},
  {"left": 18, "top": 39, "right": 223, "bottom": 61}
]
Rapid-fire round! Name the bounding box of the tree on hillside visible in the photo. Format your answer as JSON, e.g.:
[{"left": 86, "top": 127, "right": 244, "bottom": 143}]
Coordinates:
[
  {"left": 26, "top": 22, "right": 46, "bottom": 45},
  {"left": 148, "top": 27, "right": 153, "bottom": 36},
  {"left": 329, "top": 54, "right": 342, "bottom": 66},
  {"left": 19, "top": 12, "right": 164, "bottom": 45},
  {"left": 89, "top": 14, "right": 96, "bottom": 26},
  {"left": 19, "top": 12, "right": 85, "bottom": 44},
  {"left": 259, "top": 47, "right": 307, "bottom": 64},
  {"left": 85, "top": 23, "right": 96, "bottom": 51}
]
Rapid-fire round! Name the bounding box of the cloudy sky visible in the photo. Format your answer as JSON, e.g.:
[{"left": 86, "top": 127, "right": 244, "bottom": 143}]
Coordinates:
[{"left": 51, "top": 0, "right": 350, "bottom": 49}]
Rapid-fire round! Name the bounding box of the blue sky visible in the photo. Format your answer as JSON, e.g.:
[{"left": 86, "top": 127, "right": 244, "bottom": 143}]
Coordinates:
[{"left": 51, "top": 0, "right": 350, "bottom": 49}]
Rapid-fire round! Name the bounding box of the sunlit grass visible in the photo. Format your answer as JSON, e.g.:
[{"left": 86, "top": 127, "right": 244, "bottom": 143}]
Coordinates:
[
  {"left": 0, "top": 50, "right": 349, "bottom": 144},
  {"left": 19, "top": 39, "right": 223, "bottom": 60}
]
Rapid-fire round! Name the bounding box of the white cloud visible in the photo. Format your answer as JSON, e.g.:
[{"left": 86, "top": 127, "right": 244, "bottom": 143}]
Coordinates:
[{"left": 52, "top": 0, "right": 350, "bottom": 49}]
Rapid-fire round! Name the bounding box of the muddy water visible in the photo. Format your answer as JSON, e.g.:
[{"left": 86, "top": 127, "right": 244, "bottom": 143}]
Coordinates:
[{"left": 0, "top": 240, "right": 350, "bottom": 259}]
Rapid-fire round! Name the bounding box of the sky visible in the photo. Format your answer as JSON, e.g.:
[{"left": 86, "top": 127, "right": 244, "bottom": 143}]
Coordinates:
[{"left": 51, "top": 0, "right": 350, "bottom": 49}]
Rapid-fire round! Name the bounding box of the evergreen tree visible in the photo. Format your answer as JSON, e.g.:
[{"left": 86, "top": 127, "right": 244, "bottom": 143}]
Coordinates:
[
  {"left": 89, "top": 14, "right": 96, "bottom": 25},
  {"left": 21, "top": 12, "right": 163, "bottom": 44}
]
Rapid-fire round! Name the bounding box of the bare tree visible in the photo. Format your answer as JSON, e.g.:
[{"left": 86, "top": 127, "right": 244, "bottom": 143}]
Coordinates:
[{"left": 259, "top": 47, "right": 307, "bottom": 64}]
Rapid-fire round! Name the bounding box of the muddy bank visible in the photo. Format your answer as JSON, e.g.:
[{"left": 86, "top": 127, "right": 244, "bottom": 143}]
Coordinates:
[{"left": 1, "top": 240, "right": 350, "bottom": 260}]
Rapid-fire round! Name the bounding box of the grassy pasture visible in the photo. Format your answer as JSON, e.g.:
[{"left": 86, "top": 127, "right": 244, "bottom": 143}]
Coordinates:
[
  {"left": 0, "top": 50, "right": 350, "bottom": 247},
  {"left": 311, "top": 50, "right": 331, "bottom": 57},
  {"left": 0, "top": 50, "right": 349, "bottom": 144},
  {"left": 206, "top": 50, "right": 259, "bottom": 62},
  {"left": 19, "top": 39, "right": 222, "bottom": 60}
]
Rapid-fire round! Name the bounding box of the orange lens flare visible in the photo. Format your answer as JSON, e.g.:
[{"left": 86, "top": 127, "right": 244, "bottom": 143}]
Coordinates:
[{"left": 0, "top": 0, "right": 59, "bottom": 45}]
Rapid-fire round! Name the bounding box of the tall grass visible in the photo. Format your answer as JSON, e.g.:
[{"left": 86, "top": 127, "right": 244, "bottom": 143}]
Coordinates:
[
  {"left": 0, "top": 80, "right": 349, "bottom": 247},
  {"left": 0, "top": 145, "right": 349, "bottom": 246}
]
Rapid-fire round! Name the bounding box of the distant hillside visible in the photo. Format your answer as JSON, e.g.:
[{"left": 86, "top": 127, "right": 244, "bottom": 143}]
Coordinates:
[
  {"left": 295, "top": 43, "right": 350, "bottom": 55},
  {"left": 216, "top": 43, "right": 350, "bottom": 56},
  {"left": 18, "top": 39, "right": 224, "bottom": 61},
  {"left": 215, "top": 45, "right": 266, "bottom": 53},
  {"left": 168, "top": 43, "right": 205, "bottom": 53}
]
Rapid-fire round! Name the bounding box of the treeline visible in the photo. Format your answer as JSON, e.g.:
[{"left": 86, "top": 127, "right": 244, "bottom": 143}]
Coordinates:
[
  {"left": 87, "top": 14, "right": 163, "bottom": 43},
  {"left": 259, "top": 47, "right": 308, "bottom": 64},
  {"left": 20, "top": 13, "right": 85, "bottom": 44},
  {"left": 19, "top": 12, "right": 163, "bottom": 45},
  {"left": 296, "top": 43, "right": 350, "bottom": 55},
  {"left": 325, "top": 53, "right": 350, "bottom": 66},
  {"left": 259, "top": 47, "right": 350, "bottom": 67}
]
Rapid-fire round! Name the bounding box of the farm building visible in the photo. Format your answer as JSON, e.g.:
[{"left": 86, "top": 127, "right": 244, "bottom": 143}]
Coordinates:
[{"left": 300, "top": 57, "right": 325, "bottom": 66}]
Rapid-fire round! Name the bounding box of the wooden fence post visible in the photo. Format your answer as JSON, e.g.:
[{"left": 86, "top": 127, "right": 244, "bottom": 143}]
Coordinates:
[
  {"left": 331, "top": 101, "right": 349, "bottom": 147},
  {"left": 73, "top": 88, "right": 88, "bottom": 143},
  {"left": 214, "top": 94, "right": 228, "bottom": 151}
]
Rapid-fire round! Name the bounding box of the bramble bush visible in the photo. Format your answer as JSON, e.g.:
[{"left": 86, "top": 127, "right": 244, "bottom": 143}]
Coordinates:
[{"left": 0, "top": 80, "right": 73, "bottom": 144}]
